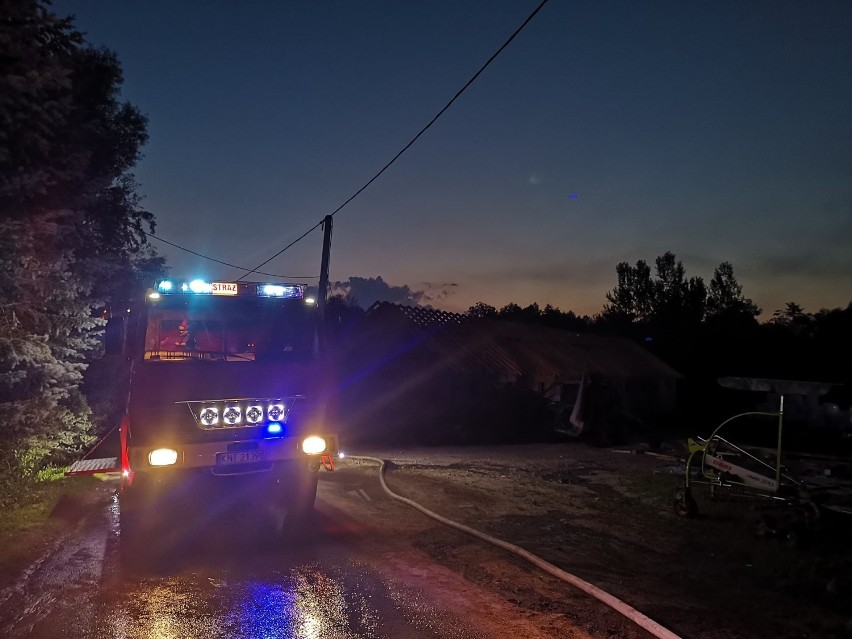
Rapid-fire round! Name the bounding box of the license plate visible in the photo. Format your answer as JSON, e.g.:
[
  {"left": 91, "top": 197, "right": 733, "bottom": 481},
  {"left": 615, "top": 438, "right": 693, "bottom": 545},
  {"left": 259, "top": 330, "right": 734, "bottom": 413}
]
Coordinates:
[{"left": 216, "top": 451, "right": 265, "bottom": 465}]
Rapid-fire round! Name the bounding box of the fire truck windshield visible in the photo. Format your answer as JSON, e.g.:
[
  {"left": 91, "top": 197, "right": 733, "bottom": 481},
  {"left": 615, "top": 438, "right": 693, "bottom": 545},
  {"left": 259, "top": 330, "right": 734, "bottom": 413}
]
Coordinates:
[{"left": 143, "top": 295, "right": 314, "bottom": 363}]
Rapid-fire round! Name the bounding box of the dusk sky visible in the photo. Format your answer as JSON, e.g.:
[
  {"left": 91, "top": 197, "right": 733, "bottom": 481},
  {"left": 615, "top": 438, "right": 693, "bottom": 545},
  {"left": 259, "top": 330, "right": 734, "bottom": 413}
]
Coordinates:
[{"left": 53, "top": 1, "right": 852, "bottom": 317}]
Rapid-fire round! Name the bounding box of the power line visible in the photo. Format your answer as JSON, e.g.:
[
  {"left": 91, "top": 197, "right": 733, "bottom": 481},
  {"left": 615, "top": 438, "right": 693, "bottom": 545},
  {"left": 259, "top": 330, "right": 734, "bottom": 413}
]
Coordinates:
[
  {"left": 327, "top": 0, "right": 550, "bottom": 222},
  {"left": 142, "top": 231, "right": 319, "bottom": 279},
  {"left": 239, "top": 0, "right": 550, "bottom": 280},
  {"left": 235, "top": 219, "right": 324, "bottom": 281},
  {"left": 142, "top": 0, "right": 550, "bottom": 281}
]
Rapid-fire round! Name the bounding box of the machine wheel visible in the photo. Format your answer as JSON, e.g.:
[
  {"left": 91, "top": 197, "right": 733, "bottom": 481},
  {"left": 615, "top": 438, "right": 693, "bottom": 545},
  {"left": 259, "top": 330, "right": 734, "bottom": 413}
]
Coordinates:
[{"left": 674, "top": 488, "right": 698, "bottom": 518}]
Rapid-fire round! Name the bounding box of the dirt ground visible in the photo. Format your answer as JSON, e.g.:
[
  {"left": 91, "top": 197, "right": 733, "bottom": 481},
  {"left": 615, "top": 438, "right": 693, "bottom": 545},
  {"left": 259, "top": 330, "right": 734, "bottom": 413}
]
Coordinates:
[
  {"left": 4, "top": 442, "right": 851, "bottom": 638},
  {"left": 349, "top": 442, "right": 852, "bottom": 639}
]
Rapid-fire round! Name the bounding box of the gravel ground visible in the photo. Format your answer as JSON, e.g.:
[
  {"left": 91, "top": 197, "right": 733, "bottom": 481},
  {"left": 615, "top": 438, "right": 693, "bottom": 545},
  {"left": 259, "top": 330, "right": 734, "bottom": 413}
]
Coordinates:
[{"left": 349, "top": 442, "right": 852, "bottom": 639}]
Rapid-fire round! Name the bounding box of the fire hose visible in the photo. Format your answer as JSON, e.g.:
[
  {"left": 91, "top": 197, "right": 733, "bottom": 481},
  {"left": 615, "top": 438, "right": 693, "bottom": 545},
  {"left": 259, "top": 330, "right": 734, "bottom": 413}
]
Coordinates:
[{"left": 349, "top": 455, "right": 682, "bottom": 639}]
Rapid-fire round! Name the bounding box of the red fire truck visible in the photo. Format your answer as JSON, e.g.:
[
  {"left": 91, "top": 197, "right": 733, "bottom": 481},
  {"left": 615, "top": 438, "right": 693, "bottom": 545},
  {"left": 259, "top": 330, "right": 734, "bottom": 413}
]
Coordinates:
[{"left": 73, "top": 278, "right": 338, "bottom": 541}]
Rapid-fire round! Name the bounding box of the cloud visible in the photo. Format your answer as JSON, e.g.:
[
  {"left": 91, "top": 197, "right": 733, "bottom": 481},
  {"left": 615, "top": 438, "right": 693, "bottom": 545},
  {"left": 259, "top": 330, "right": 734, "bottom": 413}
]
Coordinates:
[
  {"left": 471, "top": 256, "right": 618, "bottom": 286},
  {"left": 745, "top": 248, "right": 852, "bottom": 280},
  {"left": 331, "top": 276, "right": 427, "bottom": 309},
  {"left": 420, "top": 281, "right": 459, "bottom": 304}
]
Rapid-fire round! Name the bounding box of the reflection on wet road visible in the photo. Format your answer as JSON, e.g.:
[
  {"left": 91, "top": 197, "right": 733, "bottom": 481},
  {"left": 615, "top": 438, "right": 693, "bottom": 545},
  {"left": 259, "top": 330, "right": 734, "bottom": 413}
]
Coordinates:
[
  {"left": 103, "top": 564, "right": 425, "bottom": 639},
  {"left": 1, "top": 477, "right": 485, "bottom": 639},
  {"left": 101, "top": 547, "right": 457, "bottom": 639}
]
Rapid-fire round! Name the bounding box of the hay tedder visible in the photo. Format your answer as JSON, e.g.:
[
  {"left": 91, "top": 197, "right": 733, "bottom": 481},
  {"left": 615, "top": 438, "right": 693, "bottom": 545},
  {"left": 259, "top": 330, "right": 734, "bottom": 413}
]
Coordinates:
[{"left": 674, "top": 377, "right": 851, "bottom": 540}]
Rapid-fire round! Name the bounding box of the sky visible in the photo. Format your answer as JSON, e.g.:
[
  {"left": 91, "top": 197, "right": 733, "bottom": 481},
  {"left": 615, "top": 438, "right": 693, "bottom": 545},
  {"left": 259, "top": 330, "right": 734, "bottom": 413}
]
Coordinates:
[{"left": 53, "top": 0, "right": 852, "bottom": 317}]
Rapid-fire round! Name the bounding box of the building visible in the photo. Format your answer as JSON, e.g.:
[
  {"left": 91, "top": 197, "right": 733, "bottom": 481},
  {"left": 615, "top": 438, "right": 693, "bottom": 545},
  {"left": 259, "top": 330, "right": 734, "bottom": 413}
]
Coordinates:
[{"left": 337, "top": 302, "right": 681, "bottom": 446}]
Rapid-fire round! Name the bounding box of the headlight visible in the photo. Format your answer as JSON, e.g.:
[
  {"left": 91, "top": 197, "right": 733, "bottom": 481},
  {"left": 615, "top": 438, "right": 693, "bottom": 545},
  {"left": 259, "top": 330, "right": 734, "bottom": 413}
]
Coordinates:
[
  {"left": 301, "top": 436, "right": 327, "bottom": 455},
  {"left": 149, "top": 448, "right": 178, "bottom": 466}
]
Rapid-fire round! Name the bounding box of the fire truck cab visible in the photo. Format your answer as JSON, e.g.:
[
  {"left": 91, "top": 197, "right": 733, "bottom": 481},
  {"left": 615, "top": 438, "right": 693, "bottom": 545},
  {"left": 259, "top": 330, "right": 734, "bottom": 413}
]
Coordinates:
[{"left": 115, "top": 278, "right": 337, "bottom": 540}]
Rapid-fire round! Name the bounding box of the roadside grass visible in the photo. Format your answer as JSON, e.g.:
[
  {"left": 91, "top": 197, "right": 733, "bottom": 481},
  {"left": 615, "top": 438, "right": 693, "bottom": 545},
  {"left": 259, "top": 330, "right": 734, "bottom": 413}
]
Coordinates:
[{"left": 0, "top": 472, "right": 106, "bottom": 588}]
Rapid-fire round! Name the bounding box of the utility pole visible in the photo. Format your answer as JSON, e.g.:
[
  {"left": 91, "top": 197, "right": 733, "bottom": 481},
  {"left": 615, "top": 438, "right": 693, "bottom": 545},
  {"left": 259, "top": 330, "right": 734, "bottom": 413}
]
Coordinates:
[{"left": 317, "top": 215, "right": 333, "bottom": 338}]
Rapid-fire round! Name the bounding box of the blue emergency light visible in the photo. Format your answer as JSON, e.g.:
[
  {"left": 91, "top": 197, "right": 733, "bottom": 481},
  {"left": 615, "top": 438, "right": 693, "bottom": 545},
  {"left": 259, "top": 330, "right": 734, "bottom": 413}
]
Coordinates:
[
  {"left": 154, "top": 279, "right": 304, "bottom": 299},
  {"left": 257, "top": 284, "right": 302, "bottom": 299}
]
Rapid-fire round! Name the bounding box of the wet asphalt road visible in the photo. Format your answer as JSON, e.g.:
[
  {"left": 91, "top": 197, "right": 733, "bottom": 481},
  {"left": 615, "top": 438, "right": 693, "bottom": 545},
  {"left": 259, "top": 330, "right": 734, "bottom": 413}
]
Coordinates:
[{"left": 0, "top": 466, "right": 498, "bottom": 639}]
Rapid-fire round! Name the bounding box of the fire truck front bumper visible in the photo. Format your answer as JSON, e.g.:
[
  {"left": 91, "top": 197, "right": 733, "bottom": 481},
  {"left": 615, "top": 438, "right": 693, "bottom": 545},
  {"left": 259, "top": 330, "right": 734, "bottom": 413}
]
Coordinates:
[
  {"left": 120, "top": 436, "right": 336, "bottom": 519},
  {"left": 127, "top": 434, "right": 337, "bottom": 477}
]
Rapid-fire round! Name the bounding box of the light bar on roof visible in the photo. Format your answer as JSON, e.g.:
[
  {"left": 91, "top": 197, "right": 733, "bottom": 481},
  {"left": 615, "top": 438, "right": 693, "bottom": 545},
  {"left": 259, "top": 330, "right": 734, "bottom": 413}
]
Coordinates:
[
  {"left": 151, "top": 279, "right": 304, "bottom": 299},
  {"left": 257, "top": 284, "right": 302, "bottom": 298},
  {"left": 189, "top": 279, "right": 212, "bottom": 294}
]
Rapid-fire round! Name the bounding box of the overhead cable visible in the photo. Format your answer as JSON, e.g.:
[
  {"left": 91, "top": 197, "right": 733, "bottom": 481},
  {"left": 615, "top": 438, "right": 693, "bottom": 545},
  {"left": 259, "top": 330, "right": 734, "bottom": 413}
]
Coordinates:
[
  {"left": 237, "top": 0, "right": 550, "bottom": 279},
  {"left": 142, "top": 230, "right": 318, "bottom": 279},
  {"left": 142, "top": 0, "right": 550, "bottom": 281},
  {"left": 235, "top": 219, "right": 324, "bottom": 281}
]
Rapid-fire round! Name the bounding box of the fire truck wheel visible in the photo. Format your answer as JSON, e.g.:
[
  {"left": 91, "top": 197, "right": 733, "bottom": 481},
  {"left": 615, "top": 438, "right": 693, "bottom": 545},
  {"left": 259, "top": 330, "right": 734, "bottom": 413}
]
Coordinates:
[
  {"left": 288, "top": 472, "right": 318, "bottom": 519},
  {"left": 118, "top": 505, "right": 148, "bottom": 567},
  {"left": 271, "top": 471, "right": 317, "bottom": 539}
]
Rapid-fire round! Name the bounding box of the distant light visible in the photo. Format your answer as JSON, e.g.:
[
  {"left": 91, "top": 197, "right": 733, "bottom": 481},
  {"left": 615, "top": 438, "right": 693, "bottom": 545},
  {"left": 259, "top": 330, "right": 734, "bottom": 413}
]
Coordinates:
[
  {"left": 568, "top": 193, "right": 580, "bottom": 200},
  {"left": 148, "top": 291, "right": 161, "bottom": 300},
  {"left": 157, "top": 280, "right": 174, "bottom": 293},
  {"left": 266, "top": 422, "right": 283, "bottom": 435},
  {"left": 338, "top": 451, "right": 345, "bottom": 459},
  {"left": 304, "top": 297, "right": 316, "bottom": 305},
  {"left": 189, "top": 279, "right": 212, "bottom": 294},
  {"left": 181, "top": 283, "right": 189, "bottom": 292}
]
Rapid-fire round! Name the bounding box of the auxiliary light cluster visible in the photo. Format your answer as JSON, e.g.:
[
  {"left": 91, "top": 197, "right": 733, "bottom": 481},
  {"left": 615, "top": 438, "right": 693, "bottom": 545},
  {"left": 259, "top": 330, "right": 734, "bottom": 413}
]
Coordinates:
[{"left": 193, "top": 399, "right": 292, "bottom": 431}]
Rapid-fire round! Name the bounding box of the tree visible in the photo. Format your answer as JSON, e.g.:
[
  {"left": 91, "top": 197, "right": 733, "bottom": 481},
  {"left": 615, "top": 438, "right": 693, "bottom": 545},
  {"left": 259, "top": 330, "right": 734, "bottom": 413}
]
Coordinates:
[
  {"left": 466, "top": 302, "right": 498, "bottom": 319},
  {"left": 603, "top": 252, "right": 705, "bottom": 333},
  {"left": 498, "top": 302, "right": 541, "bottom": 324},
  {"left": 652, "top": 252, "right": 706, "bottom": 331},
  {"left": 539, "top": 304, "right": 591, "bottom": 332},
  {"left": 0, "top": 1, "right": 162, "bottom": 489},
  {"left": 705, "top": 262, "right": 760, "bottom": 324},
  {"left": 325, "top": 293, "right": 364, "bottom": 340},
  {"left": 603, "top": 260, "right": 654, "bottom": 324},
  {"left": 769, "top": 302, "right": 809, "bottom": 334}
]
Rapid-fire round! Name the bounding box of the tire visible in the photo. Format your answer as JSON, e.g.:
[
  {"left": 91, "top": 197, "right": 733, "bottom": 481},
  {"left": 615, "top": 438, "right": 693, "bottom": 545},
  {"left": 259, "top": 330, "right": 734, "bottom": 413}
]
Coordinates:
[
  {"left": 674, "top": 489, "right": 698, "bottom": 518},
  {"left": 267, "top": 468, "right": 318, "bottom": 539},
  {"left": 289, "top": 471, "right": 318, "bottom": 523},
  {"left": 118, "top": 493, "right": 148, "bottom": 568}
]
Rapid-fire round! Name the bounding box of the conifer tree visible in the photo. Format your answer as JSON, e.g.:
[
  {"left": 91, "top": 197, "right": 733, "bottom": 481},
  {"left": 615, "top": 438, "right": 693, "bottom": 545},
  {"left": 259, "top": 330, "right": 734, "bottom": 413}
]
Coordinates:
[{"left": 0, "top": 1, "right": 163, "bottom": 485}]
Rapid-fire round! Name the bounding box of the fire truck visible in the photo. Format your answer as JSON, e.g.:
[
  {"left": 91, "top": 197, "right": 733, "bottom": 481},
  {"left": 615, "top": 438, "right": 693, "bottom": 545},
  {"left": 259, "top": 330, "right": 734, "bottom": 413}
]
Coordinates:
[{"left": 74, "top": 278, "right": 338, "bottom": 541}]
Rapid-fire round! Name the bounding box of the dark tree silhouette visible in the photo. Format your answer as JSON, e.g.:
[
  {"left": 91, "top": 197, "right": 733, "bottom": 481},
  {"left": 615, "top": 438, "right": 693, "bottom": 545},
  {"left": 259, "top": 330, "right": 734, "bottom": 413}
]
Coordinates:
[{"left": 0, "top": 1, "right": 162, "bottom": 489}]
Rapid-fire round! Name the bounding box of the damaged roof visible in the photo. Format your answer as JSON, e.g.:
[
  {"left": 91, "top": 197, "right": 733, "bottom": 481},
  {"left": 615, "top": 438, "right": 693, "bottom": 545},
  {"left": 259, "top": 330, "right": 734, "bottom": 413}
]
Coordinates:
[{"left": 354, "top": 302, "right": 680, "bottom": 383}]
